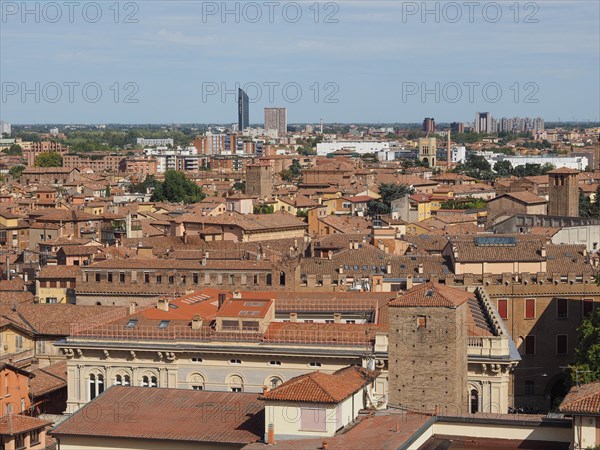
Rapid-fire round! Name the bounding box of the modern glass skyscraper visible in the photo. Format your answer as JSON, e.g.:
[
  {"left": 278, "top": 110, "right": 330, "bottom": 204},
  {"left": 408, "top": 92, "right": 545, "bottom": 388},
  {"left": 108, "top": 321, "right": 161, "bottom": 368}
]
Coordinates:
[{"left": 238, "top": 88, "right": 249, "bottom": 132}]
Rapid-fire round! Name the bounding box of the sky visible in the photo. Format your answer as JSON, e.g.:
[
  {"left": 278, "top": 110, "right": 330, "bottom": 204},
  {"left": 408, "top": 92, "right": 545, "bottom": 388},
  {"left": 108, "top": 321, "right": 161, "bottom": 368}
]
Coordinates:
[{"left": 1, "top": 0, "right": 599, "bottom": 124}]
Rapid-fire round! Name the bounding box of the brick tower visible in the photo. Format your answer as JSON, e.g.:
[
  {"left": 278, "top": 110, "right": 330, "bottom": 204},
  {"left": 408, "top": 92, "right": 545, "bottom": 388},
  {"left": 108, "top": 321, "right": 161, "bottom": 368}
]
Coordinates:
[
  {"left": 547, "top": 167, "right": 579, "bottom": 217},
  {"left": 388, "top": 282, "right": 469, "bottom": 415}
]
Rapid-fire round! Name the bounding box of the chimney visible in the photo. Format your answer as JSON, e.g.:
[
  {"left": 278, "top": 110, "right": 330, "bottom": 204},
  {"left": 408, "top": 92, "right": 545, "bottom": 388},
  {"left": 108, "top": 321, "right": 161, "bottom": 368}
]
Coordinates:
[
  {"left": 447, "top": 128, "right": 451, "bottom": 168},
  {"left": 349, "top": 240, "right": 354, "bottom": 249},
  {"left": 541, "top": 246, "right": 547, "bottom": 257},
  {"left": 218, "top": 293, "right": 226, "bottom": 309},
  {"left": 233, "top": 290, "right": 241, "bottom": 299},
  {"left": 5, "top": 255, "right": 10, "bottom": 281},
  {"left": 290, "top": 312, "right": 298, "bottom": 322},
  {"left": 339, "top": 265, "right": 344, "bottom": 274},
  {"left": 129, "top": 303, "right": 137, "bottom": 315},
  {"left": 267, "top": 424, "right": 275, "bottom": 445},
  {"left": 183, "top": 231, "right": 188, "bottom": 244},
  {"left": 418, "top": 264, "right": 424, "bottom": 274},
  {"left": 157, "top": 298, "right": 169, "bottom": 312},
  {"left": 386, "top": 262, "right": 392, "bottom": 274},
  {"left": 384, "top": 243, "right": 389, "bottom": 254},
  {"left": 262, "top": 386, "right": 270, "bottom": 395},
  {"left": 192, "top": 314, "right": 203, "bottom": 329},
  {"left": 327, "top": 252, "right": 332, "bottom": 260},
  {"left": 334, "top": 313, "right": 342, "bottom": 323}
]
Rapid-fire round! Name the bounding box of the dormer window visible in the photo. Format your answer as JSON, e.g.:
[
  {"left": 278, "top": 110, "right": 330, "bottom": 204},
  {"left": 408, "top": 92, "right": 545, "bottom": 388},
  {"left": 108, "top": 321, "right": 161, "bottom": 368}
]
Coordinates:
[
  {"left": 417, "top": 315, "right": 426, "bottom": 328},
  {"left": 126, "top": 319, "right": 138, "bottom": 328}
]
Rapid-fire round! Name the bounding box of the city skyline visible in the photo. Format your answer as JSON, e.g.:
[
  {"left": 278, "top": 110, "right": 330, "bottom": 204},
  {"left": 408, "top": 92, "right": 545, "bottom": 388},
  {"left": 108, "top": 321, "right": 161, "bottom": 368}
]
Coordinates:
[{"left": 1, "top": 1, "right": 598, "bottom": 123}]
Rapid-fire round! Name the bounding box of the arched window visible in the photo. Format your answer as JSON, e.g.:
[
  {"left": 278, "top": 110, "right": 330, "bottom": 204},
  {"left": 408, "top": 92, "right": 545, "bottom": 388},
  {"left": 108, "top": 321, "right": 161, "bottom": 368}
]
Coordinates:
[
  {"left": 227, "top": 374, "right": 244, "bottom": 393},
  {"left": 141, "top": 374, "right": 158, "bottom": 388},
  {"left": 88, "top": 373, "right": 104, "bottom": 400},
  {"left": 470, "top": 389, "right": 479, "bottom": 414},
  {"left": 115, "top": 374, "right": 131, "bottom": 386},
  {"left": 269, "top": 377, "right": 283, "bottom": 389},
  {"left": 279, "top": 271, "right": 286, "bottom": 286},
  {"left": 188, "top": 373, "right": 205, "bottom": 391}
]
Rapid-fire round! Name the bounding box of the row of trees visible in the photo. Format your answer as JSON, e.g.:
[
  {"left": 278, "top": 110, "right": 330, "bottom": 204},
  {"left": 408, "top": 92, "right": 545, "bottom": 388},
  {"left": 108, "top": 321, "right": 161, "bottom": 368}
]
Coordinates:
[
  {"left": 130, "top": 171, "right": 205, "bottom": 204},
  {"left": 492, "top": 160, "right": 555, "bottom": 177}
]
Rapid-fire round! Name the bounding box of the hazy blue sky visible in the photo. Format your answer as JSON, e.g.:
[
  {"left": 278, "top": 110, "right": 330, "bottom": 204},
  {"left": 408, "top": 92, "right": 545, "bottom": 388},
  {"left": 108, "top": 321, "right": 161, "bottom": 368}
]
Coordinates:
[{"left": 1, "top": 1, "right": 599, "bottom": 124}]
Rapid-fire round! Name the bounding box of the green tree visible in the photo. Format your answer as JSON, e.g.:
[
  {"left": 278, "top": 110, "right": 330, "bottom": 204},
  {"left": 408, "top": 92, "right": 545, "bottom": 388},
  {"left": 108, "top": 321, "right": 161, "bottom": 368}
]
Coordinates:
[
  {"left": 569, "top": 304, "right": 600, "bottom": 385},
  {"left": 493, "top": 160, "right": 513, "bottom": 177},
  {"left": 289, "top": 159, "right": 302, "bottom": 177},
  {"left": 233, "top": 181, "right": 245, "bottom": 191},
  {"left": 9, "top": 165, "right": 25, "bottom": 178},
  {"left": 150, "top": 170, "right": 205, "bottom": 204},
  {"left": 254, "top": 204, "right": 274, "bottom": 214},
  {"left": 4, "top": 144, "right": 22, "bottom": 155},
  {"left": 34, "top": 152, "right": 63, "bottom": 167},
  {"left": 368, "top": 183, "right": 415, "bottom": 215}
]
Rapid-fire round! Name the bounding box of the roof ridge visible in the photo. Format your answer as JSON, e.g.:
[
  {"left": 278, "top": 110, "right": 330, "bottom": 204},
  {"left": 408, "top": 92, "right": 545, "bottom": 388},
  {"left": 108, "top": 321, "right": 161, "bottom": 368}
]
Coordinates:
[{"left": 307, "top": 371, "right": 337, "bottom": 402}]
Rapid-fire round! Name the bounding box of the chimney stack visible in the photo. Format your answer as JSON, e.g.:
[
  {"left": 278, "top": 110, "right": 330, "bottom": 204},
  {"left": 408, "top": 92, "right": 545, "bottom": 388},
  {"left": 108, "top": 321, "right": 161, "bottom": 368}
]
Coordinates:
[
  {"left": 290, "top": 312, "right": 298, "bottom": 322},
  {"left": 157, "top": 298, "right": 169, "bottom": 312},
  {"left": 334, "top": 313, "right": 342, "bottom": 323},
  {"left": 191, "top": 314, "right": 203, "bottom": 329},
  {"left": 129, "top": 303, "right": 137, "bottom": 315},
  {"left": 447, "top": 128, "right": 451, "bottom": 168},
  {"left": 218, "top": 293, "right": 226, "bottom": 309},
  {"left": 233, "top": 290, "right": 241, "bottom": 299}
]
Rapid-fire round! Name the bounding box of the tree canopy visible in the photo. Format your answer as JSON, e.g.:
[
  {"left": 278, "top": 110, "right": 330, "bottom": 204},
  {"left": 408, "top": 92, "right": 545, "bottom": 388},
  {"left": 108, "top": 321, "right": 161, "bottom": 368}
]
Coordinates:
[
  {"left": 149, "top": 171, "right": 205, "bottom": 204},
  {"left": 570, "top": 303, "right": 600, "bottom": 385},
  {"left": 34, "top": 152, "right": 63, "bottom": 167},
  {"left": 9, "top": 165, "right": 25, "bottom": 178},
  {"left": 368, "top": 183, "right": 415, "bottom": 215}
]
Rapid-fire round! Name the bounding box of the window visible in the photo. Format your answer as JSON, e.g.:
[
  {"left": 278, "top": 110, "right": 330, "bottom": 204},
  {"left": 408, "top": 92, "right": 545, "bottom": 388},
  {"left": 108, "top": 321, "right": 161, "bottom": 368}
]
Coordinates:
[
  {"left": 192, "top": 385, "right": 203, "bottom": 390},
  {"left": 15, "top": 433, "right": 25, "bottom": 450},
  {"left": 158, "top": 320, "right": 170, "bottom": 329},
  {"left": 46, "top": 297, "right": 57, "bottom": 304},
  {"left": 583, "top": 299, "right": 594, "bottom": 317},
  {"left": 525, "top": 298, "right": 535, "bottom": 319},
  {"left": 191, "top": 357, "right": 203, "bottom": 363},
  {"left": 253, "top": 274, "right": 259, "bottom": 285},
  {"left": 107, "top": 273, "right": 113, "bottom": 282},
  {"left": 15, "top": 335, "right": 23, "bottom": 350},
  {"left": 120, "top": 272, "right": 125, "bottom": 283},
  {"left": 269, "top": 361, "right": 282, "bottom": 366},
  {"left": 95, "top": 273, "right": 101, "bottom": 282},
  {"left": 230, "top": 359, "right": 241, "bottom": 365},
  {"left": 300, "top": 408, "right": 327, "bottom": 432},
  {"left": 309, "top": 362, "right": 321, "bottom": 367},
  {"left": 524, "top": 336, "right": 535, "bottom": 355},
  {"left": 30, "top": 429, "right": 41, "bottom": 445},
  {"left": 169, "top": 275, "right": 175, "bottom": 284},
  {"left": 524, "top": 380, "right": 535, "bottom": 395},
  {"left": 36, "top": 340, "right": 46, "bottom": 354},
  {"left": 229, "top": 274, "right": 235, "bottom": 284},
  {"left": 231, "top": 387, "right": 242, "bottom": 392},
  {"left": 557, "top": 335, "right": 568, "bottom": 355},
  {"left": 156, "top": 275, "right": 162, "bottom": 284},
  {"left": 345, "top": 320, "right": 356, "bottom": 324},
  {"left": 126, "top": 319, "right": 138, "bottom": 328},
  {"left": 193, "top": 273, "right": 199, "bottom": 284},
  {"left": 417, "top": 315, "right": 426, "bottom": 329},
  {"left": 325, "top": 319, "right": 334, "bottom": 324},
  {"left": 557, "top": 298, "right": 568, "bottom": 319},
  {"left": 144, "top": 273, "right": 150, "bottom": 283},
  {"left": 89, "top": 374, "right": 104, "bottom": 400},
  {"left": 269, "top": 377, "right": 283, "bottom": 389},
  {"left": 497, "top": 299, "right": 508, "bottom": 320},
  {"left": 141, "top": 375, "right": 158, "bottom": 387},
  {"left": 266, "top": 274, "right": 272, "bottom": 286},
  {"left": 115, "top": 374, "right": 130, "bottom": 386}
]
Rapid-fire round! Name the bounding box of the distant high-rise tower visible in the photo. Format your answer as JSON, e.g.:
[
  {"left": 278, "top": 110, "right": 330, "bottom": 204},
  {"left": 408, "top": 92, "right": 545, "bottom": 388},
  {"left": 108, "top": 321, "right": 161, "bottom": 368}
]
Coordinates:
[
  {"left": 548, "top": 167, "right": 580, "bottom": 217},
  {"left": 264, "top": 108, "right": 287, "bottom": 136},
  {"left": 474, "top": 112, "right": 493, "bottom": 134},
  {"left": 450, "top": 122, "right": 464, "bottom": 133},
  {"left": 422, "top": 117, "right": 435, "bottom": 133},
  {"left": 238, "top": 88, "right": 249, "bottom": 132},
  {"left": 418, "top": 137, "right": 436, "bottom": 167}
]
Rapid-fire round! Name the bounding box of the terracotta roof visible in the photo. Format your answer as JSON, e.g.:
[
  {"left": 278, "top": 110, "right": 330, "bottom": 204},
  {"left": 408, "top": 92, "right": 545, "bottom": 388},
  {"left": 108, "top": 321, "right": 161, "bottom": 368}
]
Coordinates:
[
  {"left": 217, "top": 299, "right": 273, "bottom": 318},
  {"left": 559, "top": 381, "right": 600, "bottom": 414},
  {"left": 29, "top": 362, "right": 67, "bottom": 397},
  {"left": 493, "top": 191, "right": 547, "bottom": 205},
  {"left": 260, "top": 366, "right": 377, "bottom": 403},
  {"left": 57, "top": 245, "right": 97, "bottom": 256},
  {"left": 51, "top": 387, "right": 264, "bottom": 445},
  {"left": 548, "top": 167, "right": 580, "bottom": 174},
  {"left": 37, "top": 265, "right": 81, "bottom": 279},
  {"left": 389, "top": 282, "right": 472, "bottom": 308},
  {"left": 0, "top": 414, "right": 50, "bottom": 435},
  {"left": 448, "top": 235, "right": 547, "bottom": 263}
]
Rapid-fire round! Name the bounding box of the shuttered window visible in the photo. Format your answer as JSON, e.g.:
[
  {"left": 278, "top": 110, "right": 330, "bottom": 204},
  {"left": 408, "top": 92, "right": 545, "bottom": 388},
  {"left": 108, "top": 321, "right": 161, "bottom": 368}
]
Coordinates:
[
  {"left": 525, "top": 299, "right": 535, "bottom": 319},
  {"left": 497, "top": 299, "right": 508, "bottom": 319}
]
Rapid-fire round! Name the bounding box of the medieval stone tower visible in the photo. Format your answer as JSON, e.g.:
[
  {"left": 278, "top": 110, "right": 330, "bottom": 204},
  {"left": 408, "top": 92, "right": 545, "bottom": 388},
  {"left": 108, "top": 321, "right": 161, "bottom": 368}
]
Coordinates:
[
  {"left": 418, "top": 137, "right": 436, "bottom": 167},
  {"left": 547, "top": 167, "right": 579, "bottom": 217},
  {"left": 245, "top": 163, "right": 273, "bottom": 200},
  {"left": 388, "top": 282, "right": 469, "bottom": 415}
]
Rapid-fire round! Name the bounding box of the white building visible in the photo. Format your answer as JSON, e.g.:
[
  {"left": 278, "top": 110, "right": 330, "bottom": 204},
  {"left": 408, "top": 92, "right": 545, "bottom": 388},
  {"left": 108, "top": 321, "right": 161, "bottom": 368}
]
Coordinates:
[
  {"left": 491, "top": 155, "right": 589, "bottom": 171},
  {"left": 0, "top": 121, "right": 11, "bottom": 137},
  {"left": 316, "top": 141, "right": 391, "bottom": 156},
  {"left": 143, "top": 146, "right": 200, "bottom": 172},
  {"left": 136, "top": 138, "right": 174, "bottom": 147}
]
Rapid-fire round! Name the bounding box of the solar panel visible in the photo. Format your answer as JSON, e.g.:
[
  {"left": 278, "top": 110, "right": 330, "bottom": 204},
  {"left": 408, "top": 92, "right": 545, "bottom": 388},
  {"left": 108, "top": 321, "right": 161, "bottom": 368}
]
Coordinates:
[{"left": 474, "top": 236, "right": 517, "bottom": 247}]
